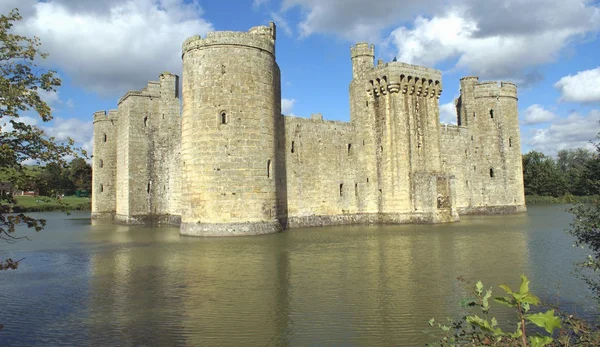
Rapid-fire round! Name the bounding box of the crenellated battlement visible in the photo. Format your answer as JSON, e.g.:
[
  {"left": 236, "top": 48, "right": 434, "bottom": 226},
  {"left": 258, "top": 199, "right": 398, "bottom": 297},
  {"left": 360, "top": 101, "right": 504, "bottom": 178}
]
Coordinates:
[
  {"left": 118, "top": 80, "right": 162, "bottom": 105},
  {"left": 93, "top": 109, "right": 118, "bottom": 123},
  {"left": 182, "top": 23, "right": 276, "bottom": 58},
  {"left": 474, "top": 81, "right": 518, "bottom": 99},
  {"left": 350, "top": 42, "right": 375, "bottom": 59}
]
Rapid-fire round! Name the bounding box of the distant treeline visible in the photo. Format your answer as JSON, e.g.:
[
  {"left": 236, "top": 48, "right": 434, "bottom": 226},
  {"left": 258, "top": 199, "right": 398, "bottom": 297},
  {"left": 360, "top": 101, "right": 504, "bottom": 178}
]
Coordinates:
[
  {"left": 2, "top": 158, "right": 92, "bottom": 197},
  {"left": 523, "top": 148, "right": 599, "bottom": 203}
]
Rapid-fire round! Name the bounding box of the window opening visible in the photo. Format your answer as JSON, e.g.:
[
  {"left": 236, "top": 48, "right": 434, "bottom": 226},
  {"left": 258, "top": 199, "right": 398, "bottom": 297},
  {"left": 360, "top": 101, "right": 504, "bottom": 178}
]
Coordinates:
[
  {"left": 509, "top": 137, "right": 512, "bottom": 148},
  {"left": 99, "top": 159, "right": 104, "bottom": 168},
  {"left": 490, "top": 109, "right": 494, "bottom": 119},
  {"left": 100, "top": 184, "right": 104, "bottom": 193},
  {"left": 144, "top": 115, "right": 148, "bottom": 128},
  {"left": 220, "top": 112, "right": 227, "bottom": 124},
  {"left": 355, "top": 183, "right": 358, "bottom": 197},
  {"left": 339, "top": 183, "right": 343, "bottom": 197},
  {"left": 147, "top": 182, "right": 151, "bottom": 193},
  {"left": 490, "top": 168, "right": 495, "bottom": 178},
  {"left": 347, "top": 143, "right": 352, "bottom": 155},
  {"left": 103, "top": 133, "right": 107, "bottom": 142},
  {"left": 267, "top": 160, "right": 271, "bottom": 178},
  {"left": 291, "top": 141, "right": 295, "bottom": 153}
]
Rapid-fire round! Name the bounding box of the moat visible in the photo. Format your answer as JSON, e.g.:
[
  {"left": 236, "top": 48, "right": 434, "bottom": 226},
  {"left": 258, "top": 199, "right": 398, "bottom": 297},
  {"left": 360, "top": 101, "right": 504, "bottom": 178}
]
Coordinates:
[{"left": 0, "top": 205, "right": 596, "bottom": 346}]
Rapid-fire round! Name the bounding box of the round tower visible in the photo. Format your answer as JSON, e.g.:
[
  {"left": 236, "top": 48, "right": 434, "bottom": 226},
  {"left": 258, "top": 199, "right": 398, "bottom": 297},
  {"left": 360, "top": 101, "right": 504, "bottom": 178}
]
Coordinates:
[
  {"left": 180, "top": 22, "right": 283, "bottom": 236},
  {"left": 497, "top": 82, "right": 526, "bottom": 209},
  {"left": 350, "top": 42, "right": 374, "bottom": 79},
  {"left": 91, "top": 110, "right": 117, "bottom": 219}
]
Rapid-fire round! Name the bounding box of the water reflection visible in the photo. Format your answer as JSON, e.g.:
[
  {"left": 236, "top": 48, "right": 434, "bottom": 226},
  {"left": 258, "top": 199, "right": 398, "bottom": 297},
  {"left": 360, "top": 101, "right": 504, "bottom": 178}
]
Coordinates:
[{"left": 0, "top": 207, "right": 593, "bottom": 347}]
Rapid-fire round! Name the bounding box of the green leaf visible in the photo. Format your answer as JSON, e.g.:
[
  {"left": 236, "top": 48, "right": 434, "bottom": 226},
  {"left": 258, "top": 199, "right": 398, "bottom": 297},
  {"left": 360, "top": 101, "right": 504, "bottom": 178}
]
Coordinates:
[
  {"left": 428, "top": 318, "right": 434, "bottom": 327},
  {"left": 475, "top": 281, "right": 483, "bottom": 295},
  {"left": 494, "top": 296, "right": 516, "bottom": 307},
  {"left": 466, "top": 315, "right": 505, "bottom": 336},
  {"left": 519, "top": 274, "right": 530, "bottom": 295},
  {"left": 509, "top": 322, "right": 523, "bottom": 338},
  {"left": 526, "top": 310, "right": 561, "bottom": 334},
  {"left": 499, "top": 284, "right": 513, "bottom": 294},
  {"left": 521, "top": 293, "right": 540, "bottom": 306},
  {"left": 529, "top": 335, "right": 554, "bottom": 347}
]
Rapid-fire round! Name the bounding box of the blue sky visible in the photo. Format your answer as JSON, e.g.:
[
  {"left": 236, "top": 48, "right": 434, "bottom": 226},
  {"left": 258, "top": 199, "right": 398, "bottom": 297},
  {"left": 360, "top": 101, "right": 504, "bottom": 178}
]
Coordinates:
[{"left": 2, "top": 0, "right": 600, "bottom": 156}]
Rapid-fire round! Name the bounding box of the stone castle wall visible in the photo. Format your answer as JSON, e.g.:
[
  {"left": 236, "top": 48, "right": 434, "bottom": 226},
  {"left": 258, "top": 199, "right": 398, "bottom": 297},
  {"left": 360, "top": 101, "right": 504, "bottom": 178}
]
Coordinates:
[{"left": 91, "top": 23, "right": 526, "bottom": 236}]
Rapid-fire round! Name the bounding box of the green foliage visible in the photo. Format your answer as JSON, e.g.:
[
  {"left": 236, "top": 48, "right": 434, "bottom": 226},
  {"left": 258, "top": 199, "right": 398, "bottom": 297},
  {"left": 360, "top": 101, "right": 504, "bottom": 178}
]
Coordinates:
[
  {"left": 522, "top": 146, "right": 599, "bottom": 200},
  {"left": 566, "top": 128, "right": 600, "bottom": 300},
  {"left": 425, "top": 275, "right": 600, "bottom": 347},
  {"left": 0, "top": 7, "right": 82, "bottom": 273}
]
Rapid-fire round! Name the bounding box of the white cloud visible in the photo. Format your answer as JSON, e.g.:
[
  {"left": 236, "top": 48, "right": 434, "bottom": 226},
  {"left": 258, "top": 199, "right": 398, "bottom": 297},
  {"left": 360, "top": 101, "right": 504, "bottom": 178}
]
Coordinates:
[
  {"left": 281, "top": 0, "right": 439, "bottom": 41},
  {"left": 439, "top": 101, "right": 457, "bottom": 125},
  {"left": 281, "top": 98, "right": 296, "bottom": 115},
  {"left": 389, "top": 9, "right": 596, "bottom": 82},
  {"left": 554, "top": 67, "right": 600, "bottom": 103},
  {"left": 521, "top": 104, "right": 558, "bottom": 125},
  {"left": 14, "top": 0, "right": 213, "bottom": 96},
  {"left": 253, "top": 0, "right": 269, "bottom": 9},
  {"left": 527, "top": 110, "right": 600, "bottom": 155},
  {"left": 282, "top": 0, "right": 600, "bottom": 82},
  {"left": 270, "top": 12, "right": 292, "bottom": 36},
  {"left": 42, "top": 117, "right": 94, "bottom": 155}
]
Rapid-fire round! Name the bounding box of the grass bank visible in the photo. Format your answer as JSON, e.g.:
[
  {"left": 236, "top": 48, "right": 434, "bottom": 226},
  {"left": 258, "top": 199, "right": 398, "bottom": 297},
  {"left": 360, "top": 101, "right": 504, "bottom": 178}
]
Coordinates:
[
  {"left": 525, "top": 194, "right": 598, "bottom": 204},
  {"left": 10, "top": 195, "right": 91, "bottom": 212}
]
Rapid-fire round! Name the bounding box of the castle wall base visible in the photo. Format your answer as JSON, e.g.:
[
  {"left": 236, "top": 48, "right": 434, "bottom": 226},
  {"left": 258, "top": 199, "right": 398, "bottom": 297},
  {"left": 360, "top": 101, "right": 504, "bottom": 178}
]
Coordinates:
[
  {"left": 114, "top": 213, "right": 181, "bottom": 226},
  {"left": 91, "top": 211, "right": 115, "bottom": 220},
  {"left": 457, "top": 204, "right": 527, "bottom": 216},
  {"left": 286, "top": 210, "right": 460, "bottom": 229},
  {"left": 180, "top": 220, "right": 282, "bottom": 237}
]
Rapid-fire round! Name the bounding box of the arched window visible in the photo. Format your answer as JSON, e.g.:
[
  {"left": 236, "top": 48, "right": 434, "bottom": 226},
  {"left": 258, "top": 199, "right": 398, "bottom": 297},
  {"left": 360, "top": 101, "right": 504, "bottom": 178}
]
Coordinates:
[
  {"left": 103, "top": 133, "right": 107, "bottom": 142},
  {"left": 490, "top": 168, "right": 495, "bottom": 178},
  {"left": 99, "top": 159, "right": 104, "bottom": 168},
  {"left": 267, "top": 159, "right": 271, "bottom": 178},
  {"left": 220, "top": 112, "right": 227, "bottom": 124},
  {"left": 490, "top": 109, "right": 494, "bottom": 119}
]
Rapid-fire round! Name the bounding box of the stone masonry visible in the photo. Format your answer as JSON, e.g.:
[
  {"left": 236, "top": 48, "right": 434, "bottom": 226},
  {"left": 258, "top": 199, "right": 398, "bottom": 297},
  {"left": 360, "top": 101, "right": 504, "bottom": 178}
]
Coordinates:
[{"left": 91, "top": 22, "right": 526, "bottom": 236}]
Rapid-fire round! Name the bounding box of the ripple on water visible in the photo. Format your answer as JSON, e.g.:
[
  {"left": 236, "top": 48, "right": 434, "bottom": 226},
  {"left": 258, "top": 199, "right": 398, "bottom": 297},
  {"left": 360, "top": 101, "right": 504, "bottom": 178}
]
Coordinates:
[{"left": 0, "top": 206, "right": 595, "bottom": 346}]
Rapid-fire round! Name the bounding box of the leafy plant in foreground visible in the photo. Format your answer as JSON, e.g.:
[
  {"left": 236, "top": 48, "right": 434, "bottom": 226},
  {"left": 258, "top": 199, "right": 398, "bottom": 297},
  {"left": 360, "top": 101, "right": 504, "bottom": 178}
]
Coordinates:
[{"left": 427, "top": 275, "right": 600, "bottom": 346}]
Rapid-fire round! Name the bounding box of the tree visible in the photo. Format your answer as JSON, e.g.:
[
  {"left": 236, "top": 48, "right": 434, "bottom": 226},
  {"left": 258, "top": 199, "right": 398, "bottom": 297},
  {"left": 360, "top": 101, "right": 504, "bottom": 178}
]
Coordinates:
[
  {"left": 522, "top": 151, "right": 568, "bottom": 197},
  {"left": 0, "top": 8, "right": 80, "bottom": 271},
  {"left": 557, "top": 148, "right": 596, "bottom": 196},
  {"left": 567, "top": 128, "right": 600, "bottom": 298},
  {"left": 67, "top": 157, "right": 92, "bottom": 191}
]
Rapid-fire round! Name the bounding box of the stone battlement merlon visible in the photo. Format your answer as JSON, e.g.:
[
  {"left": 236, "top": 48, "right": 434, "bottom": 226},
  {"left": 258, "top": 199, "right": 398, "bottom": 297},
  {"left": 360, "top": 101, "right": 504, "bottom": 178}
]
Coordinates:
[
  {"left": 117, "top": 80, "right": 162, "bottom": 105},
  {"left": 473, "top": 81, "right": 518, "bottom": 99},
  {"left": 93, "top": 110, "right": 118, "bottom": 123},
  {"left": 284, "top": 114, "right": 351, "bottom": 127},
  {"left": 182, "top": 24, "right": 276, "bottom": 58},
  {"left": 350, "top": 42, "right": 375, "bottom": 59}
]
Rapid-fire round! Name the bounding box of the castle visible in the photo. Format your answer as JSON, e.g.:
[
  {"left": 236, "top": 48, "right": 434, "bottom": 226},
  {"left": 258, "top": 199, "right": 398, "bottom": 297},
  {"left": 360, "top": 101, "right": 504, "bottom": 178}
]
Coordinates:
[{"left": 91, "top": 22, "right": 526, "bottom": 236}]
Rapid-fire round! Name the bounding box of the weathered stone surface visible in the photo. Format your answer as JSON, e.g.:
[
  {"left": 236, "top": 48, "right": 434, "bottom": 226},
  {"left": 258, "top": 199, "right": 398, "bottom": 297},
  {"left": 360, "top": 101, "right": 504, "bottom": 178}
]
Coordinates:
[{"left": 91, "top": 23, "right": 526, "bottom": 236}]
